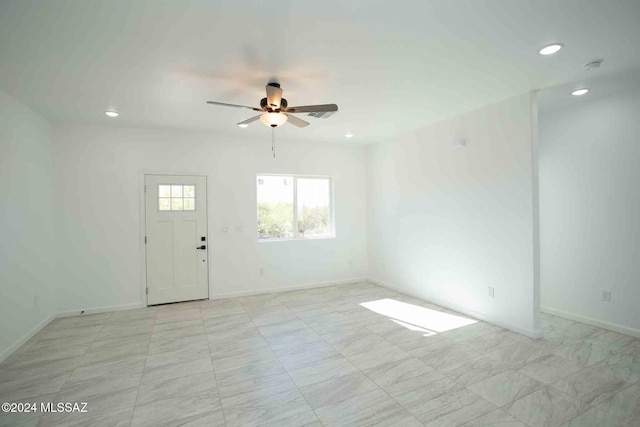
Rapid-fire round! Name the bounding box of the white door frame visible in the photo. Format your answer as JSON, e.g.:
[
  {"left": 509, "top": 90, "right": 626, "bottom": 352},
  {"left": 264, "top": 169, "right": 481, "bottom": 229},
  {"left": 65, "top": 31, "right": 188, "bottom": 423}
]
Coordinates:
[{"left": 139, "top": 172, "right": 211, "bottom": 306}]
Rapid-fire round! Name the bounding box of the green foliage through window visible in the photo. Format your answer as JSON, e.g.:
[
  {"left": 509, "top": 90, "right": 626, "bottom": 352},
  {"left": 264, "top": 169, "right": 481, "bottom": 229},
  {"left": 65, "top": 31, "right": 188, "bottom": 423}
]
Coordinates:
[
  {"left": 298, "top": 205, "right": 330, "bottom": 237},
  {"left": 258, "top": 202, "right": 294, "bottom": 239},
  {"left": 257, "top": 175, "right": 333, "bottom": 240}
]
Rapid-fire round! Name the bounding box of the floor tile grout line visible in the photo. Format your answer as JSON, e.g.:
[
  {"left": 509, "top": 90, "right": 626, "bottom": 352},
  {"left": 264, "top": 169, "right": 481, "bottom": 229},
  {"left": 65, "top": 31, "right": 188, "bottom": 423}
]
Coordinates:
[
  {"left": 248, "top": 307, "right": 326, "bottom": 426},
  {"left": 339, "top": 346, "right": 429, "bottom": 426},
  {"left": 464, "top": 378, "right": 538, "bottom": 413},
  {"left": 452, "top": 387, "right": 510, "bottom": 427},
  {"left": 346, "top": 291, "right": 451, "bottom": 421},
  {"left": 125, "top": 305, "right": 158, "bottom": 426},
  {"left": 132, "top": 304, "right": 219, "bottom": 426},
  {"left": 41, "top": 315, "right": 117, "bottom": 425},
  {"left": 198, "top": 304, "right": 229, "bottom": 427},
  {"left": 202, "top": 289, "right": 242, "bottom": 427},
  {"left": 220, "top": 302, "right": 291, "bottom": 404},
  {"left": 55, "top": 315, "right": 109, "bottom": 385},
  {"left": 300, "top": 289, "right": 564, "bottom": 425},
  {"left": 595, "top": 396, "right": 637, "bottom": 427},
  {"left": 291, "top": 292, "right": 429, "bottom": 425},
  {"left": 207, "top": 346, "right": 229, "bottom": 427},
  {"left": 24, "top": 316, "right": 112, "bottom": 427},
  {"left": 516, "top": 360, "right": 578, "bottom": 386},
  {"left": 524, "top": 383, "right": 595, "bottom": 423}
]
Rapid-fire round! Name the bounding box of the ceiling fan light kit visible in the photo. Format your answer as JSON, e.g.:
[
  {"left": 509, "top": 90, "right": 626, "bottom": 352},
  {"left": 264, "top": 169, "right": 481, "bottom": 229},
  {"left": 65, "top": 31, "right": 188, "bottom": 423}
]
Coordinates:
[{"left": 260, "top": 112, "right": 288, "bottom": 128}]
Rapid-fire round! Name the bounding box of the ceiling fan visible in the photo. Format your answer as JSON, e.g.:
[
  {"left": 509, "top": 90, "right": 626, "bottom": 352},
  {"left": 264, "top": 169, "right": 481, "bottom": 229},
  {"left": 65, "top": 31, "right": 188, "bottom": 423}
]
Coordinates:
[{"left": 206, "top": 83, "right": 338, "bottom": 129}]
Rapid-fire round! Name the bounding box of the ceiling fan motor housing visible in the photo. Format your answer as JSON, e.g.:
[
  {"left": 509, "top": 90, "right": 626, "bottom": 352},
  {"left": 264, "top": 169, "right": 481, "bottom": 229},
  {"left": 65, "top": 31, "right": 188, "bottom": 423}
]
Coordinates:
[{"left": 260, "top": 97, "right": 287, "bottom": 111}]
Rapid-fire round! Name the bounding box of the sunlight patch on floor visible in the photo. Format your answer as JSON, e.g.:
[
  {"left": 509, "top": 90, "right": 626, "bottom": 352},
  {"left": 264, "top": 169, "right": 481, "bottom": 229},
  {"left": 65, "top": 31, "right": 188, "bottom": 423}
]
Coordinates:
[
  {"left": 360, "top": 298, "right": 477, "bottom": 333},
  {"left": 390, "top": 318, "right": 438, "bottom": 336}
]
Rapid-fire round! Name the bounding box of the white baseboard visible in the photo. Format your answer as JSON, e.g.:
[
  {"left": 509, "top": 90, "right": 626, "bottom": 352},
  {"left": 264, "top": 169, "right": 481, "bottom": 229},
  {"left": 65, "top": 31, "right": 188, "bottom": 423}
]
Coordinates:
[
  {"left": 56, "top": 278, "right": 369, "bottom": 315},
  {"left": 541, "top": 306, "right": 640, "bottom": 339},
  {"left": 368, "top": 277, "right": 543, "bottom": 339},
  {"left": 56, "top": 302, "right": 145, "bottom": 318},
  {"left": 209, "top": 277, "right": 369, "bottom": 300},
  {"left": 0, "top": 313, "right": 55, "bottom": 364}
]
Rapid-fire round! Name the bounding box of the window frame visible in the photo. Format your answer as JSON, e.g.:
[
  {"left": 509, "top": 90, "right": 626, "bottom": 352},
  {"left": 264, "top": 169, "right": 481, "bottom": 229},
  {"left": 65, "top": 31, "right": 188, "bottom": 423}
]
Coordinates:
[
  {"left": 256, "top": 173, "right": 335, "bottom": 242},
  {"left": 157, "top": 183, "right": 197, "bottom": 212}
]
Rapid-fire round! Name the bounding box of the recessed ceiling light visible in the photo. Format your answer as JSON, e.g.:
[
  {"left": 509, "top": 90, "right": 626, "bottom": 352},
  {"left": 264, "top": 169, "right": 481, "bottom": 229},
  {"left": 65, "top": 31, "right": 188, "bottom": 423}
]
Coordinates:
[
  {"left": 539, "top": 43, "right": 564, "bottom": 55},
  {"left": 571, "top": 88, "right": 590, "bottom": 96},
  {"left": 237, "top": 123, "right": 249, "bottom": 128},
  {"left": 345, "top": 132, "right": 354, "bottom": 138},
  {"left": 105, "top": 111, "right": 119, "bottom": 117}
]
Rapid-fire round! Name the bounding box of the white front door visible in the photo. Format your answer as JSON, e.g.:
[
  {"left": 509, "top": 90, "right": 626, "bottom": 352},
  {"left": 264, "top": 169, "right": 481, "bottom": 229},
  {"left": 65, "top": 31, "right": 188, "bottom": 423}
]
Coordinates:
[{"left": 145, "top": 174, "right": 209, "bottom": 305}]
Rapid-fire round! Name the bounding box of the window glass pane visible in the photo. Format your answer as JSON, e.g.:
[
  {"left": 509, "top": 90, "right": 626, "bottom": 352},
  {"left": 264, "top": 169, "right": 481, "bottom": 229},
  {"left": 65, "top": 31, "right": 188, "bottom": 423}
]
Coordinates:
[
  {"left": 171, "top": 185, "right": 183, "bottom": 198},
  {"left": 158, "top": 183, "right": 197, "bottom": 211},
  {"left": 183, "top": 185, "right": 195, "bottom": 198},
  {"left": 171, "top": 198, "right": 183, "bottom": 211},
  {"left": 257, "top": 175, "right": 294, "bottom": 239},
  {"left": 159, "top": 198, "right": 171, "bottom": 211},
  {"left": 183, "top": 198, "right": 195, "bottom": 211},
  {"left": 158, "top": 185, "right": 171, "bottom": 198},
  {"left": 297, "top": 178, "right": 331, "bottom": 237}
]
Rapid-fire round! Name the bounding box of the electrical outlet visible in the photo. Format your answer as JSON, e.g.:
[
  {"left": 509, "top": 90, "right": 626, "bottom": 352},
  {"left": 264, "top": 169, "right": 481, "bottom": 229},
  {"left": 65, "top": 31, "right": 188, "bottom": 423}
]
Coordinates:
[
  {"left": 602, "top": 291, "right": 611, "bottom": 302},
  {"left": 221, "top": 226, "right": 229, "bottom": 233},
  {"left": 488, "top": 287, "right": 495, "bottom": 298}
]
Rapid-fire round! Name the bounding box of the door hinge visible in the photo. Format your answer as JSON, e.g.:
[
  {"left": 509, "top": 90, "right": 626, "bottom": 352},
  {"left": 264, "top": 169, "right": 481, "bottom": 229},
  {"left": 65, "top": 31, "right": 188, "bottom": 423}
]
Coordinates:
[
  {"left": 146, "top": 287, "right": 148, "bottom": 295},
  {"left": 144, "top": 236, "right": 147, "bottom": 244},
  {"left": 144, "top": 185, "right": 147, "bottom": 193}
]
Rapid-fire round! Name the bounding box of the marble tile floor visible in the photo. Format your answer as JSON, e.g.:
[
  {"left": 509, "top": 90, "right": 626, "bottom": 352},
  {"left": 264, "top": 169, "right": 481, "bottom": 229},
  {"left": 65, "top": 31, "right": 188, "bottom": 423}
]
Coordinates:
[{"left": 0, "top": 282, "right": 639, "bottom": 426}]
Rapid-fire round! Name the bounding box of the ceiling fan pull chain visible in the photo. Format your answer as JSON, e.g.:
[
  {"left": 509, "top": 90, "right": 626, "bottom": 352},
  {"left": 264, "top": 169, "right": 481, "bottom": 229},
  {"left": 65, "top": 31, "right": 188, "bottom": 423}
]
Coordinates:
[{"left": 272, "top": 128, "right": 276, "bottom": 158}]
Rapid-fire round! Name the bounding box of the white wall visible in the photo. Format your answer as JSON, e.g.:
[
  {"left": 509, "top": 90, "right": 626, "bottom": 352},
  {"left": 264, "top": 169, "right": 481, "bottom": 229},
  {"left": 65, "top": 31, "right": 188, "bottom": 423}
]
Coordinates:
[
  {"left": 52, "top": 124, "right": 368, "bottom": 313},
  {"left": 367, "top": 93, "right": 541, "bottom": 337},
  {"left": 540, "top": 87, "right": 640, "bottom": 335},
  {"left": 0, "top": 89, "right": 55, "bottom": 361}
]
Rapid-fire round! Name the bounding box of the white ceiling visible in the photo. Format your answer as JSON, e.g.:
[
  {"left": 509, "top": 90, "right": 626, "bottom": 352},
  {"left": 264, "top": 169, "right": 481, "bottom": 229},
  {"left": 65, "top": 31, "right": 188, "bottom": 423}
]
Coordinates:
[{"left": 1, "top": 0, "right": 640, "bottom": 144}]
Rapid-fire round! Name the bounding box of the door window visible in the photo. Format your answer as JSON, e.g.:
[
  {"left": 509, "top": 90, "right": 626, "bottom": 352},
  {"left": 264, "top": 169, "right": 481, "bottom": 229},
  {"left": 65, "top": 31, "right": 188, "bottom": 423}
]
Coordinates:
[{"left": 158, "top": 184, "right": 196, "bottom": 211}]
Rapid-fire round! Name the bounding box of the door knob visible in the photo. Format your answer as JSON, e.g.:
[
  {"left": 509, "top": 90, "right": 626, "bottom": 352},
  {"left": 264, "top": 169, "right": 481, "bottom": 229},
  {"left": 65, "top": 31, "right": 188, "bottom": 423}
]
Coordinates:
[{"left": 196, "top": 245, "right": 206, "bottom": 250}]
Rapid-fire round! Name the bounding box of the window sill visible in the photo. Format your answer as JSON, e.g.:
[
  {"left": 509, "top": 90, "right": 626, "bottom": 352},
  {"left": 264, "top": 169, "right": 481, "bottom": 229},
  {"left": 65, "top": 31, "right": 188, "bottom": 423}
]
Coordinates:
[{"left": 258, "top": 235, "right": 336, "bottom": 243}]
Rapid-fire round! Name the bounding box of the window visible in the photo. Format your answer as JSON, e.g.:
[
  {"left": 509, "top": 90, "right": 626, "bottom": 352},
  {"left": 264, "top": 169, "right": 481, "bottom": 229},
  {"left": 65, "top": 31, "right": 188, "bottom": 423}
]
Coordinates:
[
  {"left": 257, "top": 175, "right": 333, "bottom": 240},
  {"left": 158, "top": 184, "right": 195, "bottom": 211}
]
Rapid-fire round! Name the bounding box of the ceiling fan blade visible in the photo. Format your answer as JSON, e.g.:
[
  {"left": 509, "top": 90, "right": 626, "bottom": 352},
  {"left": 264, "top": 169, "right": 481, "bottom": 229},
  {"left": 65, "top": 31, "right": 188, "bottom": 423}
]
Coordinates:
[
  {"left": 266, "top": 84, "right": 283, "bottom": 108},
  {"left": 284, "top": 104, "right": 338, "bottom": 113},
  {"left": 206, "top": 101, "right": 263, "bottom": 112},
  {"left": 285, "top": 114, "right": 310, "bottom": 128},
  {"left": 237, "top": 115, "right": 262, "bottom": 127}
]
